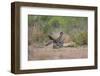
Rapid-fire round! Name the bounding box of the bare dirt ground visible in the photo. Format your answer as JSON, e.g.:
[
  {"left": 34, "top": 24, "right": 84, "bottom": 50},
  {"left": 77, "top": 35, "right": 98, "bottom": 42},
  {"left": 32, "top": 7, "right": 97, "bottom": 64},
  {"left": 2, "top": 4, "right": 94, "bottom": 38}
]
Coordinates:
[{"left": 28, "top": 45, "right": 88, "bottom": 60}]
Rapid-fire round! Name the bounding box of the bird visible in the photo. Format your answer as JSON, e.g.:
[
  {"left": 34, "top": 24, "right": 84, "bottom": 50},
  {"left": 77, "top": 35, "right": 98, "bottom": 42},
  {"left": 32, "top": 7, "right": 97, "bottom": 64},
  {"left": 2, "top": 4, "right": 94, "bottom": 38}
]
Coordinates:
[{"left": 45, "top": 32, "right": 64, "bottom": 48}]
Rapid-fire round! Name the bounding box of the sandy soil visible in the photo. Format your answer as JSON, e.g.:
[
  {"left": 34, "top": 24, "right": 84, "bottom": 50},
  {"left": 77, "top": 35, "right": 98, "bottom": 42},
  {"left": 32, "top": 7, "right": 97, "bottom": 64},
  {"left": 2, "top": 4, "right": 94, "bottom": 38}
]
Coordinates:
[{"left": 28, "top": 45, "right": 88, "bottom": 60}]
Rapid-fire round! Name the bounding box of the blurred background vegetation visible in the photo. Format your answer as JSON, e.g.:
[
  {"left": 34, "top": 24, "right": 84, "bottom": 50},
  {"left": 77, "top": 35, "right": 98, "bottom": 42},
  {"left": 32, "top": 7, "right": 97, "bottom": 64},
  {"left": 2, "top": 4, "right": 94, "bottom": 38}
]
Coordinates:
[{"left": 28, "top": 15, "right": 88, "bottom": 47}]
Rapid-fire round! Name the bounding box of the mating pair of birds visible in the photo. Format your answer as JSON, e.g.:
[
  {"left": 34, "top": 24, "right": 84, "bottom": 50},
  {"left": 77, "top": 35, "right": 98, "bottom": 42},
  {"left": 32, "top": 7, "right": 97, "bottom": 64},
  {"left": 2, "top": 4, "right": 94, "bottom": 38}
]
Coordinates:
[{"left": 45, "top": 32, "right": 64, "bottom": 48}]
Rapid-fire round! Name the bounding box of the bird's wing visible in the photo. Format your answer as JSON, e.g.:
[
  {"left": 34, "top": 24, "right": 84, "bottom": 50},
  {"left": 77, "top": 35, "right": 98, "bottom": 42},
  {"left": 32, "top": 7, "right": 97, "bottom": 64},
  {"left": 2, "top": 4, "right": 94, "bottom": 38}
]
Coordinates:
[{"left": 48, "top": 35, "right": 55, "bottom": 40}]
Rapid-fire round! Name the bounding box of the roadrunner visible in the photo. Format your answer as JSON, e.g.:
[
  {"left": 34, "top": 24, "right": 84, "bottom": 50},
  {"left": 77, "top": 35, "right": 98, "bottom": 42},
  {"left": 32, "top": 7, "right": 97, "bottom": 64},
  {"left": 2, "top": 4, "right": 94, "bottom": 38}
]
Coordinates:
[{"left": 46, "top": 32, "right": 64, "bottom": 48}]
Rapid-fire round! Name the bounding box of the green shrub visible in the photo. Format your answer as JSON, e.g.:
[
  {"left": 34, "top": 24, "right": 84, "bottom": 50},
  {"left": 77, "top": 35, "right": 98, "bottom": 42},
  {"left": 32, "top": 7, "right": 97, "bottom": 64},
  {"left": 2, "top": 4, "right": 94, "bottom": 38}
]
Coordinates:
[{"left": 71, "top": 31, "right": 88, "bottom": 45}]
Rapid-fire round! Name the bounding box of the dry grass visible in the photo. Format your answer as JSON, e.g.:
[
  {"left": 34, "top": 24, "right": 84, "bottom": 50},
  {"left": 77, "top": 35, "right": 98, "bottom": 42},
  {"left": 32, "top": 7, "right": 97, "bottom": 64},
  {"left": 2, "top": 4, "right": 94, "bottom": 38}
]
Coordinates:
[{"left": 28, "top": 45, "right": 88, "bottom": 60}]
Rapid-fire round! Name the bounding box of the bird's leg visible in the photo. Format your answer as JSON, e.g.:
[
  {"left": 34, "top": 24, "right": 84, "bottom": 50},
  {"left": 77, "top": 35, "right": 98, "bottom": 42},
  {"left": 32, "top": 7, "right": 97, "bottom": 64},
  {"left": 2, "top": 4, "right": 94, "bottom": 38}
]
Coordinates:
[{"left": 45, "top": 40, "right": 53, "bottom": 46}]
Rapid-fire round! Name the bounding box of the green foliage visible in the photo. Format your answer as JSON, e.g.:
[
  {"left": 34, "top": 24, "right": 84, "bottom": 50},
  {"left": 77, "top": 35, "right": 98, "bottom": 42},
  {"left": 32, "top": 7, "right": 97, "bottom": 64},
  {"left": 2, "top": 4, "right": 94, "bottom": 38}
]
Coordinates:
[{"left": 71, "top": 31, "right": 88, "bottom": 45}]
